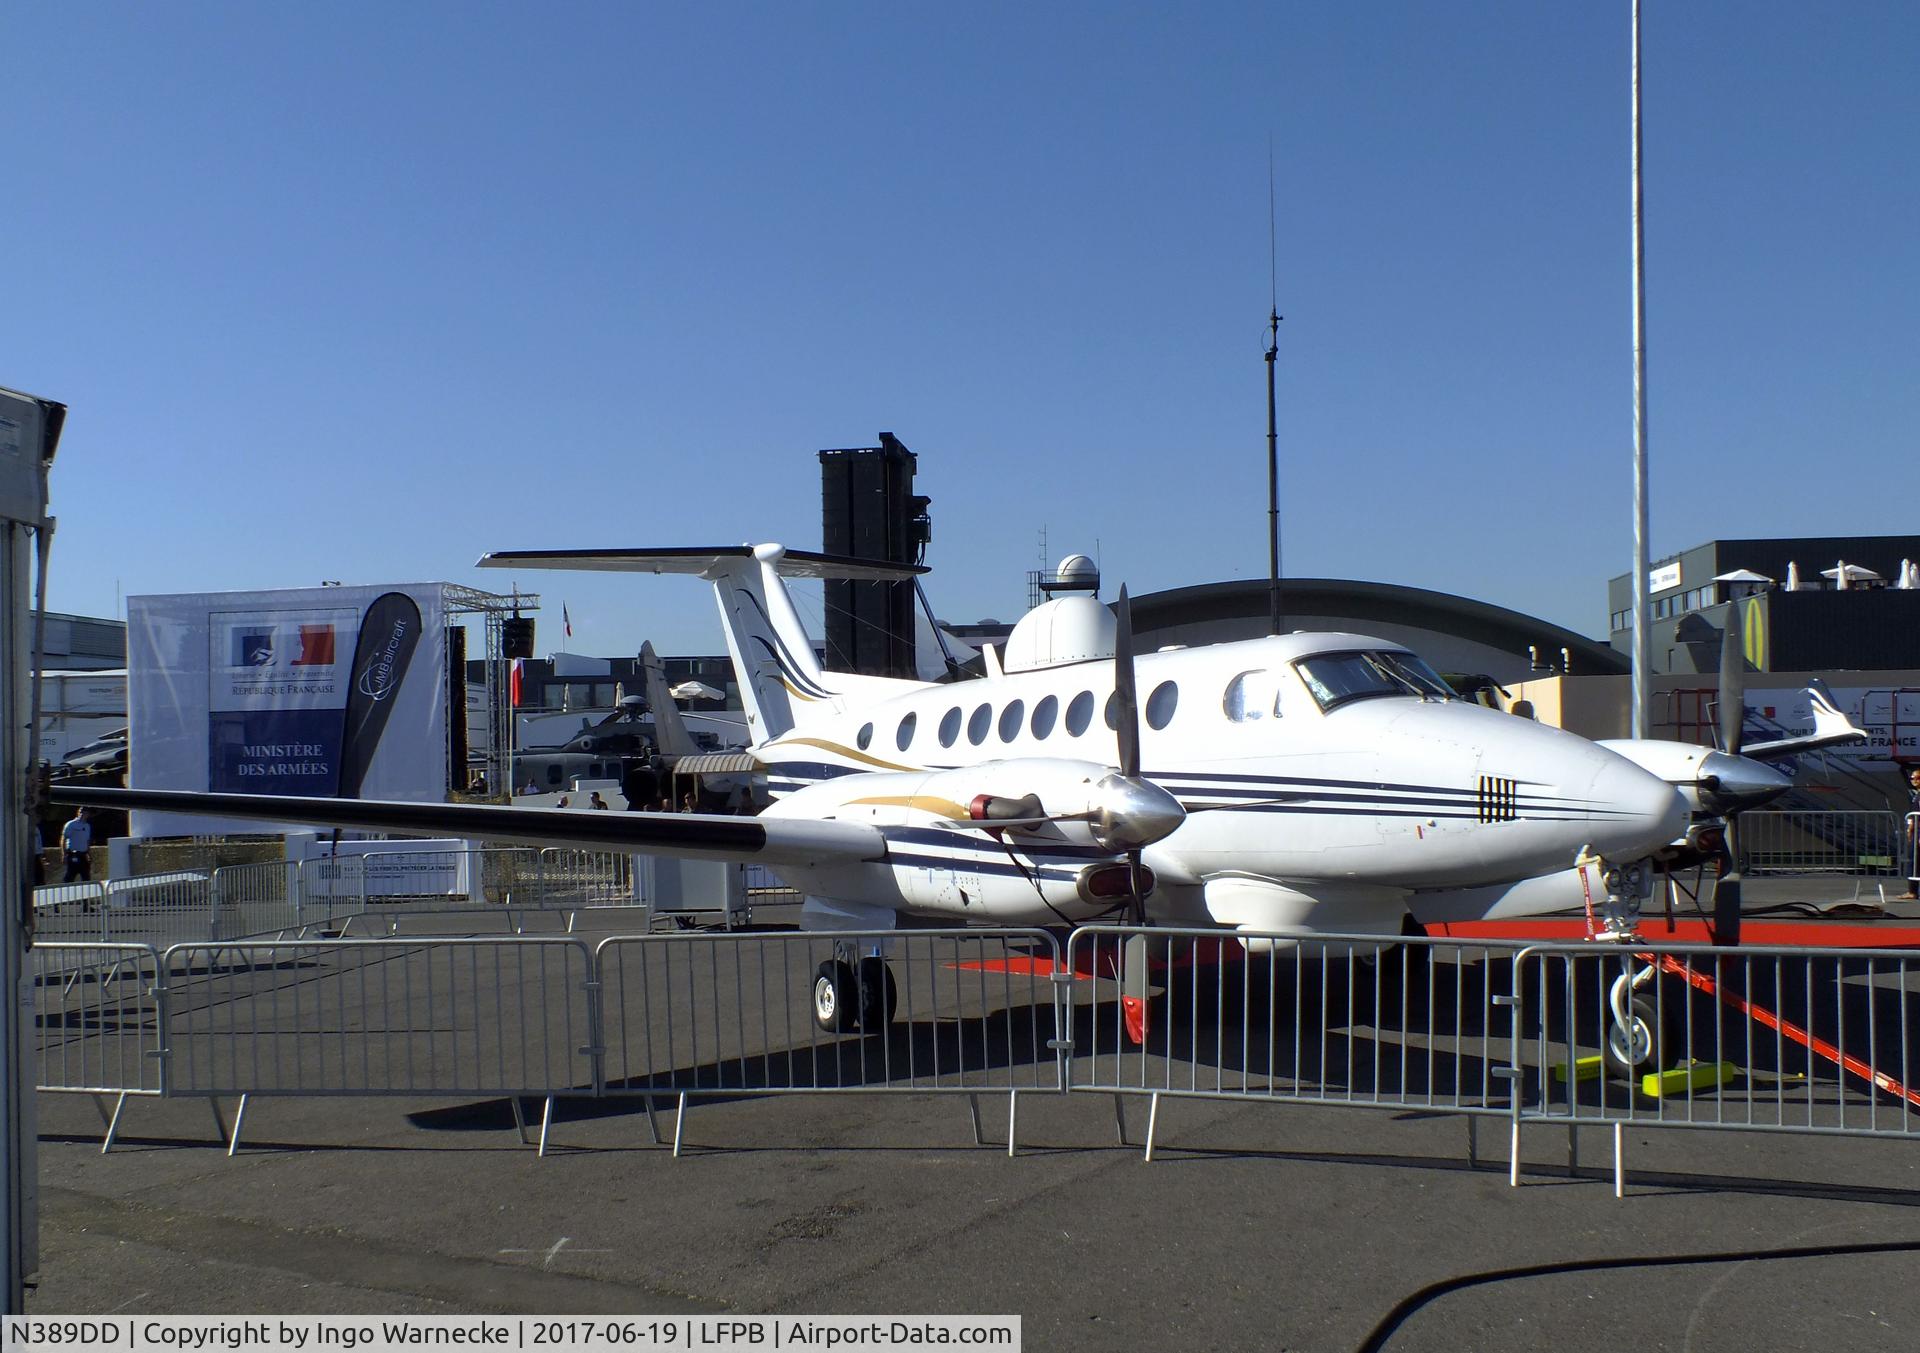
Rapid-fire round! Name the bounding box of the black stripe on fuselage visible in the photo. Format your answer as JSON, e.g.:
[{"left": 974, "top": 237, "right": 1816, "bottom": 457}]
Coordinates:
[
  {"left": 884, "top": 825, "right": 1117, "bottom": 861},
  {"left": 886, "top": 851, "right": 1083, "bottom": 880},
  {"left": 50, "top": 786, "right": 770, "bottom": 853}
]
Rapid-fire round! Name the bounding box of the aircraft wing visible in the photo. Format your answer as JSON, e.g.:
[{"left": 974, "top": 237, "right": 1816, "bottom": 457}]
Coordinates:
[
  {"left": 477, "top": 546, "right": 927, "bottom": 581},
  {"left": 49, "top": 786, "right": 886, "bottom": 869},
  {"left": 1740, "top": 679, "right": 1871, "bottom": 763}
]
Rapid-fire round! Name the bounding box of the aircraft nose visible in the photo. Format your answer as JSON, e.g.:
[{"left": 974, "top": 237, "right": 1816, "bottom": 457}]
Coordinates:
[
  {"left": 1587, "top": 753, "right": 1691, "bottom": 859},
  {"left": 1698, "top": 751, "right": 1793, "bottom": 815}
]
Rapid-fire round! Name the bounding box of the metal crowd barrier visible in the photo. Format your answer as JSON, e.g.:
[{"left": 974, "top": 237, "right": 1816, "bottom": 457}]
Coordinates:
[
  {"left": 1064, "top": 926, "right": 1525, "bottom": 1159},
  {"left": 30, "top": 883, "right": 110, "bottom": 942},
  {"left": 159, "top": 937, "right": 597, "bottom": 1154},
  {"left": 1511, "top": 942, "right": 1920, "bottom": 1148},
  {"left": 33, "top": 942, "right": 167, "bottom": 1151},
  {"left": 35, "top": 942, "right": 166, "bottom": 1094},
  {"left": 329, "top": 847, "right": 650, "bottom": 933},
  {"left": 1737, "top": 809, "right": 1904, "bottom": 877},
  {"left": 211, "top": 860, "right": 301, "bottom": 941},
  {"left": 100, "top": 872, "right": 216, "bottom": 948},
  {"left": 596, "top": 929, "right": 1063, "bottom": 1153},
  {"left": 536, "top": 848, "right": 634, "bottom": 908},
  {"left": 28, "top": 921, "right": 1920, "bottom": 1183}
]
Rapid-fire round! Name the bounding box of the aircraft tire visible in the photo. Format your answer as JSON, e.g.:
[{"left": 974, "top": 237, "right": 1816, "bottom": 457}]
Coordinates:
[
  {"left": 813, "top": 960, "right": 857, "bottom": 1033},
  {"left": 1601, "top": 990, "right": 1676, "bottom": 1081},
  {"left": 856, "top": 956, "right": 898, "bottom": 1029}
]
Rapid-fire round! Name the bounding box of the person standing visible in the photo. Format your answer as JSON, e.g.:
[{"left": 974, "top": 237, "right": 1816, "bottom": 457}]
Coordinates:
[
  {"left": 1901, "top": 766, "right": 1920, "bottom": 900},
  {"left": 60, "top": 807, "right": 93, "bottom": 883}
]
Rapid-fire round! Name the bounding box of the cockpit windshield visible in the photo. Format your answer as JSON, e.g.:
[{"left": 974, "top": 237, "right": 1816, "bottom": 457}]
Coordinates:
[
  {"left": 1376, "top": 650, "right": 1456, "bottom": 699},
  {"left": 1293, "top": 650, "right": 1457, "bottom": 712}
]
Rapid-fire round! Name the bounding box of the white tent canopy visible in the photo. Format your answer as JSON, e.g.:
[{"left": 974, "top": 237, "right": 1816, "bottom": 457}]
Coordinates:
[
  {"left": 1712, "top": 568, "right": 1774, "bottom": 583},
  {"left": 1821, "top": 562, "right": 1883, "bottom": 587}
]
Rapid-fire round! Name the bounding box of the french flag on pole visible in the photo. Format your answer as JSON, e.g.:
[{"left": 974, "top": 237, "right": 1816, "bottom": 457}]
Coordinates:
[
  {"left": 510, "top": 657, "right": 526, "bottom": 708},
  {"left": 563, "top": 603, "right": 572, "bottom": 638}
]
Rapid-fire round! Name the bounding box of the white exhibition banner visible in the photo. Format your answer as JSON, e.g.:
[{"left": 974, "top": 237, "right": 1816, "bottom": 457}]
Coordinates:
[
  {"left": 128, "top": 583, "right": 448, "bottom": 838},
  {"left": 297, "top": 838, "right": 472, "bottom": 900}
]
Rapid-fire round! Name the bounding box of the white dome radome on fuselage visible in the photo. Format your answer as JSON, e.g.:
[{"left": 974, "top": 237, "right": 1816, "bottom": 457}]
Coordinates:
[{"left": 1001, "top": 595, "right": 1117, "bottom": 672}]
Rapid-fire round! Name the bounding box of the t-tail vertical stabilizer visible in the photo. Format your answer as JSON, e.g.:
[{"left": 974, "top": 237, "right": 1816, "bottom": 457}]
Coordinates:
[
  {"left": 477, "top": 544, "right": 932, "bottom": 744},
  {"left": 637, "top": 640, "right": 701, "bottom": 760}
]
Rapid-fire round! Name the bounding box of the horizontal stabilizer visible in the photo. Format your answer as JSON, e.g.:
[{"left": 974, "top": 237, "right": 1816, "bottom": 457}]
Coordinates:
[
  {"left": 51, "top": 786, "right": 886, "bottom": 869},
  {"left": 478, "top": 545, "right": 927, "bottom": 581},
  {"left": 1742, "top": 679, "right": 1870, "bottom": 762}
]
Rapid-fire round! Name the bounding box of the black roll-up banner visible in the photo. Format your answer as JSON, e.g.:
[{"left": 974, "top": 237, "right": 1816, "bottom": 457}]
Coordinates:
[{"left": 336, "top": 592, "right": 424, "bottom": 799}]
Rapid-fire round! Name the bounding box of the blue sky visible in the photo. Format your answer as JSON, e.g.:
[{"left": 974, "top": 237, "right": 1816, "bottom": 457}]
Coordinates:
[{"left": 9, "top": 3, "right": 1917, "bottom": 659}]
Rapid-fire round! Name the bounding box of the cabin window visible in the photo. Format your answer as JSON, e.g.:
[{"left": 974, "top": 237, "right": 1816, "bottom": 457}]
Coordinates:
[
  {"left": 1146, "top": 681, "right": 1178, "bottom": 730},
  {"left": 939, "top": 707, "right": 962, "bottom": 747},
  {"left": 967, "top": 703, "right": 992, "bottom": 745},
  {"left": 1104, "top": 692, "right": 1120, "bottom": 730},
  {"left": 896, "top": 712, "right": 917, "bottom": 751},
  {"left": 1030, "top": 694, "right": 1059, "bottom": 739},
  {"left": 856, "top": 723, "right": 874, "bottom": 751},
  {"left": 545, "top": 766, "right": 563, "bottom": 787},
  {"left": 999, "top": 700, "right": 1024, "bottom": 742},
  {"left": 1065, "top": 691, "right": 1094, "bottom": 736}
]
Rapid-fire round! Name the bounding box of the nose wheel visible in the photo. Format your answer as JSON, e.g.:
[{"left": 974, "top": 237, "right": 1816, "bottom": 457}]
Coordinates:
[{"left": 1600, "top": 966, "right": 1678, "bottom": 1082}]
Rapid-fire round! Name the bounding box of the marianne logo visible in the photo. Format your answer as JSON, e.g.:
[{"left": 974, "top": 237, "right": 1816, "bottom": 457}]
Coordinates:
[
  {"left": 233, "top": 630, "right": 276, "bottom": 666},
  {"left": 293, "top": 624, "right": 336, "bottom": 667},
  {"left": 355, "top": 620, "right": 411, "bottom": 702}
]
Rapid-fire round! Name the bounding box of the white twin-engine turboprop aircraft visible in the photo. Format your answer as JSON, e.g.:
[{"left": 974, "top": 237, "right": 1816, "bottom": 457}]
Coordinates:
[{"left": 71, "top": 543, "right": 1827, "bottom": 1037}]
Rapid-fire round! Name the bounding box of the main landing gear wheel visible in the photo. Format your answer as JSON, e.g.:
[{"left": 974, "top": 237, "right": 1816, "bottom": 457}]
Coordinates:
[
  {"left": 856, "top": 956, "right": 898, "bottom": 1030},
  {"left": 813, "top": 960, "right": 856, "bottom": 1033}
]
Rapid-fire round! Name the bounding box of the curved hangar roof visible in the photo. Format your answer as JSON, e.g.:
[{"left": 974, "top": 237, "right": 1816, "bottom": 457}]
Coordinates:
[{"left": 1128, "top": 578, "right": 1626, "bottom": 684}]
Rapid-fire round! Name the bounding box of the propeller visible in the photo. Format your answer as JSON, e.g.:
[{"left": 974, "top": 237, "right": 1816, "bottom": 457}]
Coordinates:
[
  {"left": 1110, "top": 583, "right": 1154, "bottom": 1044},
  {"left": 1114, "top": 586, "right": 1140, "bottom": 781},
  {"left": 1712, "top": 604, "right": 1746, "bottom": 946},
  {"left": 1111, "top": 585, "right": 1150, "bottom": 922}
]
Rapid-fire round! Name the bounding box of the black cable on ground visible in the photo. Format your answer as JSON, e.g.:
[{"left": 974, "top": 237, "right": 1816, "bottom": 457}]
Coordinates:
[{"left": 1356, "top": 1238, "right": 1920, "bottom": 1353}]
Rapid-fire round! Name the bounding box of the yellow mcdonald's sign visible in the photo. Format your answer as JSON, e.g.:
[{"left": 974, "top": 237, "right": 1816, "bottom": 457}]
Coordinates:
[{"left": 1743, "top": 596, "right": 1767, "bottom": 670}]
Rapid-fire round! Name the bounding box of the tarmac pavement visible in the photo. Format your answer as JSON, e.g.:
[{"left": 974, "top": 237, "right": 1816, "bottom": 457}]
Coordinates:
[
  {"left": 24, "top": 898, "right": 1920, "bottom": 1351},
  {"left": 28, "top": 1072, "right": 1920, "bottom": 1351}
]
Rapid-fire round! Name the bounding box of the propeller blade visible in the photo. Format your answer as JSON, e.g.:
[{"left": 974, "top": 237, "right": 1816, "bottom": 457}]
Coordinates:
[
  {"left": 1712, "top": 816, "right": 1743, "bottom": 947},
  {"left": 1114, "top": 585, "right": 1140, "bottom": 779},
  {"left": 1719, "top": 603, "right": 1746, "bottom": 757}
]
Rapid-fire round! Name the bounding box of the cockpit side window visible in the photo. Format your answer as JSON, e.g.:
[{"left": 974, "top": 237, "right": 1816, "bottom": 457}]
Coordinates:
[{"left": 1224, "top": 670, "right": 1282, "bottom": 722}]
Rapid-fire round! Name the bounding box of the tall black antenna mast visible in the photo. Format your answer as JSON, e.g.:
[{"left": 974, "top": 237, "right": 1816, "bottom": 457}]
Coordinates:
[{"left": 1266, "top": 138, "right": 1284, "bottom": 636}]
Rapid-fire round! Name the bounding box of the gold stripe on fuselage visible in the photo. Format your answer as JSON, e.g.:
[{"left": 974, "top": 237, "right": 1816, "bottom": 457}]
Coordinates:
[
  {"left": 762, "top": 736, "right": 921, "bottom": 774},
  {"left": 844, "top": 794, "right": 972, "bottom": 819}
]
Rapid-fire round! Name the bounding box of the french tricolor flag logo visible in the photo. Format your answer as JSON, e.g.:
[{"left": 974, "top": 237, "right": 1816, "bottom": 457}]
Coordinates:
[{"left": 292, "top": 624, "right": 336, "bottom": 666}]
